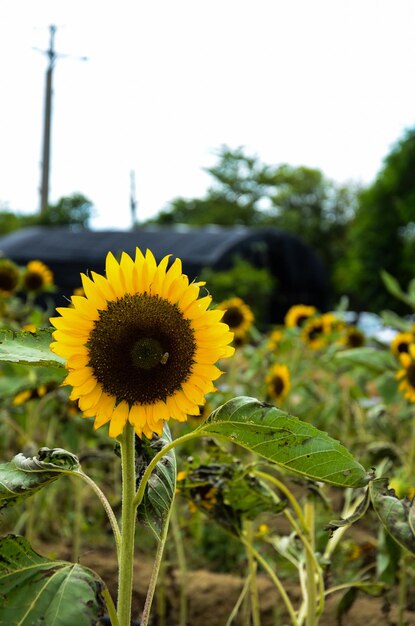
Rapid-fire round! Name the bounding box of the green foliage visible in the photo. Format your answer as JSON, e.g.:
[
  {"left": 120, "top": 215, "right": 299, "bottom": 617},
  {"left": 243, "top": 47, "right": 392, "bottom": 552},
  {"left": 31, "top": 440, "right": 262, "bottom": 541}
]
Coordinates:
[
  {"left": 0, "top": 329, "right": 65, "bottom": 368},
  {"left": 196, "top": 397, "right": 370, "bottom": 487},
  {"left": 136, "top": 424, "right": 177, "bottom": 541},
  {"left": 0, "top": 447, "right": 80, "bottom": 509},
  {"left": 343, "top": 127, "right": 415, "bottom": 312},
  {"left": 35, "top": 193, "right": 93, "bottom": 228},
  {"left": 148, "top": 145, "right": 357, "bottom": 303},
  {"left": 0, "top": 535, "right": 106, "bottom": 625},
  {"left": 201, "top": 257, "right": 276, "bottom": 326},
  {"left": 0, "top": 193, "right": 93, "bottom": 236}
]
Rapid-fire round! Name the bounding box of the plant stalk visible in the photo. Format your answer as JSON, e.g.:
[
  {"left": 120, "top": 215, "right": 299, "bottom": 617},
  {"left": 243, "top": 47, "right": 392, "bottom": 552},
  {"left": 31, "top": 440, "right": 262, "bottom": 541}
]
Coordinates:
[
  {"left": 140, "top": 499, "right": 175, "bottom": 626},
  {"left": 304, "top": 501, "right": 317, "bottom": 626},
  {"left": 117, "top": 422, "right": 137, "bottom": 626}
]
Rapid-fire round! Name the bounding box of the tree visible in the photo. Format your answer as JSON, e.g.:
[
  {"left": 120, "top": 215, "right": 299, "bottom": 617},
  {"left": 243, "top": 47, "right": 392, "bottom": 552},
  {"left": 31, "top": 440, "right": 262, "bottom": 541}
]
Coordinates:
[
  {"left": 0, "top": 194, "right": 94, "bottom": 236},
  {"left": 34, "top": 193, "right": 93, "bottom": 228},
  {"left": 343, "top": 127, "right": 415, "bottom": 312},
  {"left": 148, "top": 146, "right": 357, "bottom": 302}
]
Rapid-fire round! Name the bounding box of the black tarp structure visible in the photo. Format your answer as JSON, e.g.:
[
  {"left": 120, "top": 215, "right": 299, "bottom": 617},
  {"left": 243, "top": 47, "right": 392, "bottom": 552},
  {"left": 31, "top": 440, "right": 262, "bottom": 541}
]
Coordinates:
[{"left": 0, "top": 225, "right": 330, "bottom": 324}]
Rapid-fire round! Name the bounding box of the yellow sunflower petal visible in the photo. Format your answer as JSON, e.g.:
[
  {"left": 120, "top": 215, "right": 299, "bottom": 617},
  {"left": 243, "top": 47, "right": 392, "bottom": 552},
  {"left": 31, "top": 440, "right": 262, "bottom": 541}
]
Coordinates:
[
  {"left": 81, "top": 273, "right": 108, "bottom": 311},
  {"left": 76, "top": 384, "right": 103, "bottom": 411},
  {"left": 64, "top": 367, "right": 95, "bottom": 387},
  {"left": 90, "top": 271, "right": 117, "bottom": 302},
  {"left": 71, "top": 296, "right": 101, "bottom": 320},
  {"left": 105, "top": 252, "right": 125, "bottom": 297},
  {"left": 109, "top": 401, "right": 129, "bottom": 438}
]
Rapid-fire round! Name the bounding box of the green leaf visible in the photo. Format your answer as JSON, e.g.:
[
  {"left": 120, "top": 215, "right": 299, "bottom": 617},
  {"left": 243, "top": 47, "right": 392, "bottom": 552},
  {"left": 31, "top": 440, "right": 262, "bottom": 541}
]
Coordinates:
[
  {"left": 380, "top": 270, "right": 415, "bottom": 309},
  {"left": 0, "top": 535, "right": 106, "bottom": 625},
  {"left": 0, "top": 364, "right": 65, "bottom": 400},
  {"left": 334, "top": 347, "right": 396, "bottom": 373},
  {"left": 136, "top": 425, "right": 177, "bottom": 541},
  {"left": 198, "top": 397, "right": 369, "bottom": 487},
  {"left": 0, "top": 447, "right": 80, "bottom": 510},
  {"left": 381, "top": 309, "right": 412, "bottom": 332},
  {"left": 370, "top": 478, "right": 415, "bottom": 555},
  {"left": 0, "top": 329, "right": 65, "bottom": 368}
]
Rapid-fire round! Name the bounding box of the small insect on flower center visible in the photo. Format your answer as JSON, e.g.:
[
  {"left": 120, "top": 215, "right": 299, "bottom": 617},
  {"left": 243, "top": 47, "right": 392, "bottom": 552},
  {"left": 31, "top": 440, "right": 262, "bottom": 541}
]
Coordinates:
[
  {"left": 223, "top": 307, "right": 244, "bottom": 329},
  {"left": 131, "top": 337, "right": 169, "bottom": 370}
]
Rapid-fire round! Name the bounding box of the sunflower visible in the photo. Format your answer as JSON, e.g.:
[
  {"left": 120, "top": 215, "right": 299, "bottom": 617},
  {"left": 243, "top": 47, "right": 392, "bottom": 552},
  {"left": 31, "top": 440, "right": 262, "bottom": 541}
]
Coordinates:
[
  {"left": 0, "top": 258, "right": 20, "bottom": 296},
  {"left": 266, "top": 363, "right": 291, "bottom": 403},
  {"left": 340, "top": 325, "right": 365, "bottom": 349},
  {"left": 23, "top": 260, "right": 54, "bottom": 292},
  {"left": 284, "top": 304, "right": 317, "bottom": 329},
  {"left": 396, "top": 344, "right": 415, "bottom": 403},
  {"left": 267, "top": 328, "right": 283, "bottom": 351},
  {"left": 391, "top": 332, "right": 414, "bottom": 359},
  {"left": 217, "top": 297, "right": 254, "bottom": 340},
  {"left": 50, "top": 249, "right": 235, "bottom": 439},
  {"left": 301, "top": 313, "right": 334, "bottom": 350}
]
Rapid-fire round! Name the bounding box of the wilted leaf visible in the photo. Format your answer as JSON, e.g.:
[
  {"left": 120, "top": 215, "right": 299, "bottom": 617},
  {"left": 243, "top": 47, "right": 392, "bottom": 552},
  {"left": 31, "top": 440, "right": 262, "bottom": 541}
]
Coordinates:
[
  {"left": 178, "top": 447, "right": 285, "bottom": 535},
  {"left": 136, "top": 425, "right": 176, "bottom": 541},
  {"left": 0, "top": 447, "right": 80, "bottom": 509},
  {"left": 370, "top": 478, "right": 415, "bottom": 555},
  {"left": 325, "top": 487, "right": 371, "bottom": 535},
  {"left": 0, "top": 329, "right": 64, "bottom": 368},
  {"left": 0, "top": 535, "right": 106, "bottom": 625},
  {"left": 198, "top": 397, "right": 369, "bottom": 487}
]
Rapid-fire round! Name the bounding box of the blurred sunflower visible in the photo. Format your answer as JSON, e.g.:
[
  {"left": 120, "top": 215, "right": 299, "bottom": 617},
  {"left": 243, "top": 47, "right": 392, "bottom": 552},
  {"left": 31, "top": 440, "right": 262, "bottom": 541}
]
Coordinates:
[
  {"left": 284, "top": 304, "right": 317, "bottom": 328},
  {"left": 50, "top": 249, "right": 234, "bottom": 439},
  {"left": 266, "top": 363, "right": 291, "bottom": 403},
  {"left": 301, "top": 313, "right": 332, "bottom": 350},
  {"left": 340, "top": 325, "right": 365, "bottom": 349},
  {"left": 217, "top": 297, "right": 254, "bottom": 340},
  {"left": 396, "top": 344, "right": 415, "bottom": 403},
  {"left": 23, "top": 260, "right": 54, "bottom": 292},
  {"left": 391, "top": 332, "right": 414, "bottom": 359},
  {"left": 0, "top": 259, "right": 20, "bottom": 296},
  {"left": 267, "top": 328, "right": 283, "bottom": 351}
]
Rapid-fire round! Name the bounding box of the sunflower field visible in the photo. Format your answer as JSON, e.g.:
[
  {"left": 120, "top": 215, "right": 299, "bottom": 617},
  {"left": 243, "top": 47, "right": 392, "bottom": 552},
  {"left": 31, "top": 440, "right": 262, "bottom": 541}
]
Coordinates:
[{"left": 0, "top": 251, "right": 415, "bottom": 626}]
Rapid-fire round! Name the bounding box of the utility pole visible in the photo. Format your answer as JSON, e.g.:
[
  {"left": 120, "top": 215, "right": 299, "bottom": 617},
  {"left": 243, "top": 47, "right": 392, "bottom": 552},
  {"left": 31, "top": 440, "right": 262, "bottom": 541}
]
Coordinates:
[
  {"left": 35, "top": 26, "right": 87, "bottom": 215},
  {"left": 130, "top": 170, "right": 138, "bottom": 228}
]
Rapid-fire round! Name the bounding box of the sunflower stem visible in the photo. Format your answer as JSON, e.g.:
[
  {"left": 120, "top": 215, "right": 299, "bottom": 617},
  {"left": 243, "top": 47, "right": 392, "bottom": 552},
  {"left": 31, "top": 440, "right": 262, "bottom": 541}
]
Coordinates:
[{"left": 117, "top": 422, "right": 137, "bottom": 626}]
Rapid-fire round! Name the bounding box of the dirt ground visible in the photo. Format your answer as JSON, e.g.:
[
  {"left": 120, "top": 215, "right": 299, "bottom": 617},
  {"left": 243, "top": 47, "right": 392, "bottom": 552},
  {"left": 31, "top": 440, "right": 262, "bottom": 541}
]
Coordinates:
[{"left": 61, "top": 545, "right": 415, "bottom": 626}]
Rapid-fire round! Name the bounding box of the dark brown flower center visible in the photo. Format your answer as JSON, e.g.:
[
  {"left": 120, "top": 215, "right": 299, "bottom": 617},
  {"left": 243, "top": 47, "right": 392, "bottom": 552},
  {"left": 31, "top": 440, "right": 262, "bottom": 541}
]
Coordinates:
[
  {"left": 223, "top": 306, "right": 244, "bottom": 330},
  {"left": 397, "top": 341, "right": 410, "bottom": 354},
  {"left": 0, "top": 268, "right": 19, "bottom": 292},
  {"left": 295, "top": 314, "right": 309, "bottom": 327},
  {"left": 347, "top": 330, "right": 364, "bottom": 348},
  {"left": 407, "top": 363, "right": 415, "bottom": 388},
  {"left": 272, "top": 375, "right": 284, "bottom": 396},
  {"left": 308, "top": 324, "right": 323, "bottom": 341},
  {"left": 24, "top": 272, "right": 44, "bottom": 291},
  {"left": 87, "top": 293, "right": 196, "bottom": 405}
]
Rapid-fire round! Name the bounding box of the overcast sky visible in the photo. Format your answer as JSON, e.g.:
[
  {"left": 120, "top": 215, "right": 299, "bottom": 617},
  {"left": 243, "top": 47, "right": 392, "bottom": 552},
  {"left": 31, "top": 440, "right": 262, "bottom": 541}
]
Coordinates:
[{"left": 1, "top": 0, "right": 414, "bottom": 230}]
